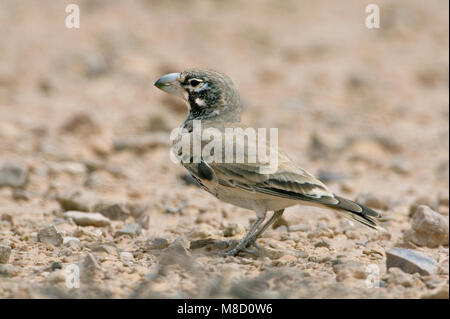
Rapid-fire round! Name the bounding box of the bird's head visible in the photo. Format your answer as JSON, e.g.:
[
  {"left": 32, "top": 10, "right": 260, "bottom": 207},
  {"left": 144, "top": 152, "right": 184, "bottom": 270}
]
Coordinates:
[{"left": 154, "top": 68, "right": 241, "bottom": 121}]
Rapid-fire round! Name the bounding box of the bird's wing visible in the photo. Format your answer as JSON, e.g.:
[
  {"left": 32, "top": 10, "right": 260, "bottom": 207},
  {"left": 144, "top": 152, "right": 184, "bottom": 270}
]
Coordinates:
[
  {"left": 210, "top": 150, "right": 339, "bottom": 205},
  {"left": 178, "top": 122, "right": 381, "bottom": 229},
  {"left": 183, "top": 122, "right": 338, "bottom": 204}
]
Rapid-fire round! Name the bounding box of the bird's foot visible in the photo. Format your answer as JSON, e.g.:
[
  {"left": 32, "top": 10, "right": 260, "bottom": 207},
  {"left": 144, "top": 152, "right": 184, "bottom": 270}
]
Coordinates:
[{"left": 217, "top": 237, "right": 262, "bottom": 257}]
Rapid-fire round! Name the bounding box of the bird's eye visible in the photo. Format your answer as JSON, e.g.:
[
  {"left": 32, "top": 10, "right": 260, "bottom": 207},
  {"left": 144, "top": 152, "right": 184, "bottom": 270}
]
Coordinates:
[{"left": 189, "top": 79, "right": 202, "bottom": 87}]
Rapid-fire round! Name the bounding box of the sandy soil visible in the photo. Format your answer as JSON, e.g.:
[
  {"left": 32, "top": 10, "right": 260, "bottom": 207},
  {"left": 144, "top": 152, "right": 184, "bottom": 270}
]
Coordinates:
[{"left": 0, "top": 0, "right": 448, "bottom": 298}]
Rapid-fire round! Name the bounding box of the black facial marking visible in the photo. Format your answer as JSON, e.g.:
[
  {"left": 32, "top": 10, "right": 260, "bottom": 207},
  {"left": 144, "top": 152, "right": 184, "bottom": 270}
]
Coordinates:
[{"left": 179, "top": 69, "right": 241, "bottom": 122}]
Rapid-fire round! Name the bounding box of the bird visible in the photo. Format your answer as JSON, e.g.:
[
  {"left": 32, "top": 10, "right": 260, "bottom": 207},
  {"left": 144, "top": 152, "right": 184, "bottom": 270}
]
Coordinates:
[{"left": 154, "top": 68, "right": 383, "bottom": 256}]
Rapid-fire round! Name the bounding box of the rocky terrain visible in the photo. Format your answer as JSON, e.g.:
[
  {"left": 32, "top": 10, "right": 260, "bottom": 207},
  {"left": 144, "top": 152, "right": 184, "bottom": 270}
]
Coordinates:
[{"left": 0, "top": 0, "right": 448, "bottom": 298}]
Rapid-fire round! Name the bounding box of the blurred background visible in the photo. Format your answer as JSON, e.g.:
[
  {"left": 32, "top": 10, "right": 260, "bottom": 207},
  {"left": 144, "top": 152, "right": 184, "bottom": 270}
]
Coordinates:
[{"left": 0, "top": 0, "right": 448, "bottom": 298}]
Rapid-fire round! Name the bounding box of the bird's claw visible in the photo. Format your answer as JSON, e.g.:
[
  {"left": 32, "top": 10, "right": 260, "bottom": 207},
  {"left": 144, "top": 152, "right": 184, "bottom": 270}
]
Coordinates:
[{"left": 217, "top": 238, "right": 262, "bottom": 257}]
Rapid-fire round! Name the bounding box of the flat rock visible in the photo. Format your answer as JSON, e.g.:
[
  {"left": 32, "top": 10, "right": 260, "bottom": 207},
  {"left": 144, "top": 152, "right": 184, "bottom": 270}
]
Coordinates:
[
  {"left": 64, "top": 211, "right": 111, "bottom": 227},
  {"left": 0, "top": 244, "right": 11, "bottom": 264},
  {"left": 115, "top": 223, "right": 141, "bottom": 238},
  {"left": 56, "top": 190, "right": 100, "bottom": 212},
  {"left": 404, "top": 205, "right": 449, "bottom": 248},
  {"left": 386, "top": 247, "right": 438, "bottom": 275},
  {"left": 0, "top": 161, "right": 29, "bottom": 188},
  {"left": 38, "top": 225, "right": 63, "bottom": 246}
]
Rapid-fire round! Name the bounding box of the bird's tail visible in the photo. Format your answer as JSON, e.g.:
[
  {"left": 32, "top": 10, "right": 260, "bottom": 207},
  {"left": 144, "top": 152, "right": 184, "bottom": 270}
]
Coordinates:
[{"left": 325, "top": 195, "right": 383, "bottom": 230}]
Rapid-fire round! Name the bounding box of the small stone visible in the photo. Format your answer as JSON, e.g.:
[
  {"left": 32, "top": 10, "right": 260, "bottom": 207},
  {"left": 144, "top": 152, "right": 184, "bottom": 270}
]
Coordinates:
[
  {"left": 58, "top": 248, "right": 72, "bottom": 257},
  {"left": 314, "top": 238, "right": 331, "bottom": 248},
  {"left": 120, "top": 251, "right": 133, "bottom": 259},
  {"left": 119, "top": 252, "right": 134, "bottom": 265},
  {"left": 404, "top": 205, "right": 449, "bottom": 248},
  {"left": 409, "top": 197, "right": 438, "bottom": 217},
  {"left": 386, "top": 248, "right": 438, "bottom": 275},
  {"left": 307, "top": 227, "right": 334, "bottom": 239},
  {"left": 362, "top": 244, "right": 385, "bottom": 259},
  {"left": 48, "top": 161, "right": 87, "bottom": 176},
  {"left": 146, "top": 238, "right": 169, "bottom": 250},
  {"left": 332, "top": 259, "right": 367, "bottom": 281},
  {"left": 296, "top": 250, "right": 309, "bottom": 258},
  {"left": 64, "top": 211, "right": 111, "bottom": 227},
  {"left": 137, "top": 212, "right": 150, "bottom": 230},
  {"left": 90, "top": 244, "right": 116, "bottom": 255},
  {"left": 262, "top": 247, "right": 285, "bottom": 259},
  {"left": 80, "top": 253, "right": 100, "bottom": 282},
  {"left": 424, "top": 277, "right": 444, "bottom": 289},
  {"left": 344, "top": 230, "right": 360, "bottom": 240},
  {"left": 127, "top": 202, "right": 149, "bottom": 219},
  {"left": 355, "top": 192, "right": 389, "bottom": 210},
  {"left": 261, "top": 247, "right": 301, "bottom": 260},
  {"left": 223, "top": 223, "right": 245, "bottom": 237},
  {"left": 0, "top": 264, "right": 21, "bottom": 277},
  {"left": 385, "top": 267, "right": 415, "bottom": 287},
  {"left": 390, "top": 157, "right": 412, "bottom": 175},
  {"left": 61, "top": 113, "right": 101, "bottom": 135},
  {"left": 115, "top": 223, "right": 141, "bottom": 238},
  {"left": 275, "top": 254, "right": 297, "bottom": 266},
  {"left": 63, "top": 236, "right": 81, "bottom": 248},
  {"left": 159, "top": 239, "right": 193, "bottom": 268},
  {"left": 1, "top": 214, "right": 13, "bottom": 225},
  {"left": 98, "top": 203, "right": 130, "bottom": 221},
  {"left": 0, "top": 161, "right": 29, "bottom": 188},
  {"left": 0, "top": 244, "right": 12, "bottom": 264},
  {"left": 11, "top": 189, "right": 31, "bottom": 201},
  {"left": 51, "top": 262, "right": 63, "bottom": 271},
  {"left": 288, "top": 224, "right": 311, "bottom": 232},
  {"left": 189, "top": 238, "right": 217, "bottom": 250},
  {"left": 340, "top": 182, "right": 354, "bottom": 194},
  {"left": 164, "top": 205, "right": 183, "bottom": 215},
  {"left": 190, "top": 223, "right": 219, "bottom": 239},
  {"left": 38, "top": 225, "right": 63, "bottom": 246}
]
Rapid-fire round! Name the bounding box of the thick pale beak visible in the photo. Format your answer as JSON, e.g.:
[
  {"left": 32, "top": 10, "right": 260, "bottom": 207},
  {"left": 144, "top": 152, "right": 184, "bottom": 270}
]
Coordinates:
[{"left": 154, "top": 72, "right": 186, "bottom": 99}]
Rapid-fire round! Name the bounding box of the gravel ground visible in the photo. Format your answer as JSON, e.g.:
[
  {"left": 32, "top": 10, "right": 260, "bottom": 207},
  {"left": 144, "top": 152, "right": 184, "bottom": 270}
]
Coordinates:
[{"left": 0, "top": 0, "right": 448, "bottom": 298}]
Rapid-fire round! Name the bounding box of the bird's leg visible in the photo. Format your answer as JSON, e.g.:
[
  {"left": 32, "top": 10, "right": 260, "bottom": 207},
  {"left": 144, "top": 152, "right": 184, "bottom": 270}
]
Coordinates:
[
  {"left": 248, "top": 209, "right": 285, "bottom": 248},
  {"left": 218, "top": 215, "right": 265, "bottom": 256}
]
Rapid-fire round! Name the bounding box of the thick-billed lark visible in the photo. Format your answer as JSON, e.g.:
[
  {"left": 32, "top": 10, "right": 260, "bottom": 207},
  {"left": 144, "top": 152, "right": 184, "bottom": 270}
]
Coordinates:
[{"left": 155, "top": 68, "right": 382, "bottom": 256}]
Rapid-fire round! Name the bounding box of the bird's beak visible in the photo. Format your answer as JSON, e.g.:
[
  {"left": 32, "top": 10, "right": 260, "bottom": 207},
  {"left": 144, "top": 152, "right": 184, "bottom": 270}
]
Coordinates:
[{"left": 154, "top": 72, "right": 186, "bottom": 100}]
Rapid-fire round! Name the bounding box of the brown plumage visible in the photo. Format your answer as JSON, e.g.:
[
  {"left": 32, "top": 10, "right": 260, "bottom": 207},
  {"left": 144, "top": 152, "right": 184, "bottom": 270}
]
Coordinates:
[{"left": 155, "top": 68, "right": 383, "bottom": 256}]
